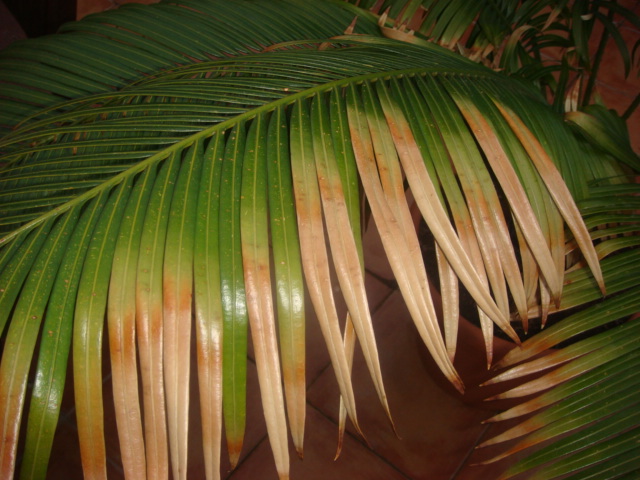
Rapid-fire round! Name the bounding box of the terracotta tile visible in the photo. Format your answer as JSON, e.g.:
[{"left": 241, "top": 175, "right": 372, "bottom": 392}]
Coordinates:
[
  {"left": 227, "top": 407, "right": 408, "bottom": 480},
  {"left": 367, "top": 271, "right": 396, "bottom": 314},
  {"left": 303, "top": 272, "right": 394, "bottom": 388},
  {"left": 76, "top": 0, "right": 115, "bottom": 19},
  {"left": 594, "top": 83, "right": 640, "bottom": 155},
  {"left": 101, "top": 373, "right": 124, "bottom": 468},
  {"left": 584, "top": 5, "right": 640, "bottom": 154},
  {"left": 306, "top": 291, "right": 513, "bottom": 480},
  {"left": 590, "top": 25, "right": 640, "bottom": 92},
  {"left": 591, "top": 22, "right": 640, "bottom": 155},
  {"left": 44, "top": 421, "right": 88, "bottom": 479},
  {"left": 44, "top": 420, "right": 124, "bottom": 480},
  {"left": 362, "top": 223, "right": 396, "bottom": 282},
  {"left": 601, "top": 24, "right": 640, "bottom": 83},
  {"left": 77, "top": 0, "right": 160, "bottom": 20},
  {"left": 113, "top": 0, "right": 160, "bottom": 5},
  {"left": 219, "top": 358, "right": 269, "bottom": 474}
]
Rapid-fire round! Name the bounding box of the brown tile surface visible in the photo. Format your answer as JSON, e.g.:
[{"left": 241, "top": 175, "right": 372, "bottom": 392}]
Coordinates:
[
  {"left": 306, "top": 291, "right": 513, "bottom": 480},
  {"left": 76, "top": 0, "right": 113, "bottom": 19},
  {"left": 453, "top": 422, "right": 529, "bottom": 480},
  {"left": 587, "top": 3, "right": 640, "bottom": 154},
  {"left": 302, "top": 272, "right": 394, "bottom": 388},
  {"left": 46, "top": 417, "right": 125, "bottom": 480},
  {"left": 45, "top": 420, "right": 94, "bottom": 479},
  {"left": 362, "top": 224, "right": 397, "bottom": 282},
  {"left": 76, "top": 0, "right": 159, "bottom": 20},
  {"left": 227, "top": 407, "right": 409, "bottom": 480},
  {"left": 218, "top": 358, "right": 268, "bottom": 476}
]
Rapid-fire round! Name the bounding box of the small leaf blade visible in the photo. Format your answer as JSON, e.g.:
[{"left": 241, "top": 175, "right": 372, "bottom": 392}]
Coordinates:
[{"left": 241, "top": 113, "right": 289, "bottom": 479}]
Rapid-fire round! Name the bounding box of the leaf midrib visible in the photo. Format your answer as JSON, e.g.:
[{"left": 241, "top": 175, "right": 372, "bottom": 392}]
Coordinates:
[{"left": 0, "top": 63, "right": 513, "bottom": 247}]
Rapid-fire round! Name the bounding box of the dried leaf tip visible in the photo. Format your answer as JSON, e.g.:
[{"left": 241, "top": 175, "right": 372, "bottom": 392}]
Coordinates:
[
  {"left": 378, "top": 8, "right": 389, "bottom": 27},
  {"left": 322, "top": 18, "right": 358, "bottom": 53},
  {"left": 334, "top": 432, "right": 345, "bottom": 461},
  {"left": 344, "top": 16, "right": 358, "bottom": 35},
  {"left": 452, "top": 377, "right": 465, "bottom": 395},
  {"left": 228, "top": 442, "right": 242, "bottom": 470},
  {"left": 386, "top": 410, "right": 400, "bottom": 439}
]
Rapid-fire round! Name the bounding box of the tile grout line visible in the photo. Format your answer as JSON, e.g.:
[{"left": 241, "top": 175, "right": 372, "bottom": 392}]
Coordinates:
[
  {"left": 365, "top": 267, "right": 399, "bottom": 290},
  {"left": 304, "top": 283, "right": 398, "bottom": 392},
  {"left": 222, "top": 282, "right": 400, "bottom": 478},
  {"left": 223, "top": 355, "right": 271, "bottom": 479},
  {"left": 301, "top": 287, "right": 413, "bottom": 478},
  {"left": 306, "top": 403, "right": 414, "bottom": 480},
  {"left": 223, "top": 432, "right": 269, "bottom": 480},
  {"left": 447, "top": 422, "right": 493, "bottom": 480}
]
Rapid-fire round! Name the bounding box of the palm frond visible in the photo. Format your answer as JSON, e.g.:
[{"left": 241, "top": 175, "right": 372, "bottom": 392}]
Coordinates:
[
  {"left": 0, "top": 0, "right": 382, "bottom": 136},
  {"left": 484, "top": 293, "right": 640, "bottom": 479},
  {"left": 362, "top": 0, "right": 640, "bottom": 111},
  {"left": 0, "top": 1, "right": 637, "bottom": 479},
  {"left": 481, "top": 178, "right": 640, "bottom": 478}
]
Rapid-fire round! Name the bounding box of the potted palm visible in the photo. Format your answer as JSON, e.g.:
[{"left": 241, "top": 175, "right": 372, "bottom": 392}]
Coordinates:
[{"left": 0, "top": 0, "right": 638, "bottom": 479}]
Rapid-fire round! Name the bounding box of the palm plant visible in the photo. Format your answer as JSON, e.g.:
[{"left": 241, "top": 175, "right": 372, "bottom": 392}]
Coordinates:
[{"left": 0, "top": 1, "right": 638, "bottom": 479}]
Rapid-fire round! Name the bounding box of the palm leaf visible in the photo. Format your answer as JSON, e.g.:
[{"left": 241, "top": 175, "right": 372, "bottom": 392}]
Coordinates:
[
  {"left": 266, "top": 107, "right": 306, "bottom": 457},
  {"left": 0, "top": 1, "right": 637, "bottom": 479},
  {"left": 290, "top": 96, "right": 363, "bottom": 437},
  {"left": 193, "top": 133, "right": 225, "bottom": 480},
  {"left": 163, "top": 141, "right": 202, "bottom": 480},
  {"left": 241, "top": 114, "right": 289, "bottom": 479},
  {"left": 19, "top": 202, "right": 99, "bottom": 478},
  {"left": 483, "top": 299, "right": 640, "bottom": 479},
  {"left": 218, "top": 124, "right": 249, "bottom": 468},
  {"left": 364, "top": 0, "right": 640, "bottom": 110},
  {"left": 73, "top": 180, "right": 132, "bottom": 479},
  {"left": 0, "top": 216, "right": 65, "bottom": 478},
  {"left": 107, "top": 168, "right": 152, "bottom": 480},
  {"left": 481, "top": 178, "right": 640, "bottom": 478}
]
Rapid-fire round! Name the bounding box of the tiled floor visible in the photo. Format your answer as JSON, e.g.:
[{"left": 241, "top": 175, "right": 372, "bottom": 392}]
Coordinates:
[{"left": 1, "top": 1, "right": 639, "bottom": 479}]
